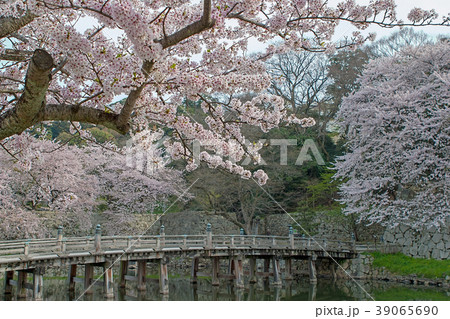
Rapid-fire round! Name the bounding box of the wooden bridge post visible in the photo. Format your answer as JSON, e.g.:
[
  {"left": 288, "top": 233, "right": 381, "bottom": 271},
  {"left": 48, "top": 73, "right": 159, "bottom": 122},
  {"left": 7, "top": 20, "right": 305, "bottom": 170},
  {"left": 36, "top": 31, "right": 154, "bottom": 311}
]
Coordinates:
[
  {"left": 206, "top": 223, "right": 212, "bottom": 249},
  {"left": 233, "top": 257, "right": 244, "bottom": 289},
  {"left": 62, "top": 238, "right": 67, "bottom": 253},
  {"left": 103, "top": 262, "right": 114, "bottom": 299},
  {"left": 308, "top": 255, "right": 317, "bottom": 283},
  {"left": 227, "top": 259, "right": 234, "bottom": 282},
  {"left": 119, "top": 261, "right": 128, "bottom": 289},
  {"left": 289, "top": 226, "right": 294, "bottom": 249},
  {"left": 249, "top": 258, "right": 257, "bottom": 283},
  {"left": 160, "top": 225, "right": 165, "bottom": 248},
  {"left": 32, "top": 268, "right": 44, "bottom": 301},
  {"left": 94, "top": 224, "right": 101, "bottom": 253},
  {"left": 330, "top": 262, "right": 337, "bottom": 281},
  {"left": 271, "top": 257, "right": 282, "bottom": 286},
  {"left": 68, "top": 264, "right": 77, "bottom": 292},
  {"left": 56, "top": 226, "right": 63, "bottom": 251},
  {"left": 4, "top": 271, "right": 14, "bottom": 295},
  {"left": 285, "top": 280, "right": 293, "bottom": 299},
  {"left": 309, "top": 282, "right": 317, "bottom": 301},
  {"left": 284, "top": 258, "right": 293, "bottom": 280},
  {"left": 263, "top": 258, "right": 270, "bottom": 274},
  {"left": 24, "top": 241, "right": 29, "bottom": 258},
  {"left": 84, "top": 264, "right": 94, "bottom": 294},
  {"left": 240, "top": 228, "right": 245, "bottom": 245},
  {"left": 211, "top": 256, "right": 220, "bottom": 286},
  {"left": 159, "top": 257, "right": 169, "bottom": 295},
  {"left": 17, "top": 270, "right": 28, "bottom": 298},
  {"left": 137, "top": 260, "right": 147, "bottom": 291},
  {"left": 182, "top": 235, "right": 187, "bottom": 249},
  {"left": 190, "top": 257, "right": 199, "bottom": 284},
  {"left": 126, "top": 236, "right": 132, "bottom": 251}
]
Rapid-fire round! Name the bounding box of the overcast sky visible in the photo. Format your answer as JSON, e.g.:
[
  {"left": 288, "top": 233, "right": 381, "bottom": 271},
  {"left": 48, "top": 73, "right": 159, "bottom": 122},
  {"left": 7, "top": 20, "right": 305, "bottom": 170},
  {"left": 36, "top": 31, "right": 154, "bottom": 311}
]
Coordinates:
[{"left": 331, "top": 0, "right": 450, "bottom": 41}]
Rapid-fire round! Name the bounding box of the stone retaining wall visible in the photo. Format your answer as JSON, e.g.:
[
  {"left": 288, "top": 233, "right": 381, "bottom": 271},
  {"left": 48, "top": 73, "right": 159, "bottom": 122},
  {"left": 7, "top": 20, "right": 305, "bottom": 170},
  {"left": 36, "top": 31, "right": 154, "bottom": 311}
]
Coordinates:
[
  {"left": 147, "top": 211, "right": 240, "bottom": 235},
  {"left": 383, "top": 224, "right": 449, "bottom": 260},
  {"left": 262, "top": 212, "right": 384, "bottom": 242}
]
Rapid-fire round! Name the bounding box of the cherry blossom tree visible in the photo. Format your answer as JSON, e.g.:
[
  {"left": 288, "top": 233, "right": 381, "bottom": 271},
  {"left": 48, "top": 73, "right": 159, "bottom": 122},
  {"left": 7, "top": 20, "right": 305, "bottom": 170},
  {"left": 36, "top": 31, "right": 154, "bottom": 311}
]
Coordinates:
[
  {"left": 1, "top": 1, "right": 448, "bottom": 182},
  {"left": 334, "top": 40, "right": 450, "bottom": 229},
  {"left": 85, "top": 145, "right": 185, "bottom": 235},
  {"left": 0, "top": 132, "right": 97, "bottom": 238},
  {"left": 0, "top": 131, "right": 183, "bottom": 238}
]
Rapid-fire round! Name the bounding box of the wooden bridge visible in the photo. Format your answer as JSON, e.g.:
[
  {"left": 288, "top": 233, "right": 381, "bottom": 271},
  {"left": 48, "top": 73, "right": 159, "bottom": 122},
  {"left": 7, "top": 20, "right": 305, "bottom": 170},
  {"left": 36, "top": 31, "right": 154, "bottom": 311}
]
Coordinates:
[{"left": 0, "top": 224, "right": 365, "bottom": 300}]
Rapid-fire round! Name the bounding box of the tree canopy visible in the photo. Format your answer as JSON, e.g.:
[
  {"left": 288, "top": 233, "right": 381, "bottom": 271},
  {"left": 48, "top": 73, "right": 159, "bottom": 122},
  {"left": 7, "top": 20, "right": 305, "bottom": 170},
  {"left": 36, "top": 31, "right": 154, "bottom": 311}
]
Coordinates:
[
  {"left": 334, "top": 40, "right": 450, "bottom": 229},
  {"left": 1, "top": 0, "right": 448, "bottom": 181}
]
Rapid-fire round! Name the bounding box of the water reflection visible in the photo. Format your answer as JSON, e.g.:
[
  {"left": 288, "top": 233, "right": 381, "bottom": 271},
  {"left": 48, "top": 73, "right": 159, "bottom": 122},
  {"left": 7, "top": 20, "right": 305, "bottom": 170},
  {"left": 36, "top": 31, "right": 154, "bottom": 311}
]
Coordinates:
[{"left": 1, "top": 276, "right": 448, "bottom": 301}]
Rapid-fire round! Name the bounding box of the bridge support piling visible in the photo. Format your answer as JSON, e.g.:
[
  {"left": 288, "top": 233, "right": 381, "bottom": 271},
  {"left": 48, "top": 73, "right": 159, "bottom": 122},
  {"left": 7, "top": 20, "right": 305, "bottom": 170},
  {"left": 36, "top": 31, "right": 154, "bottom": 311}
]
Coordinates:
[
  {"left": 137, "top": 260, "right": 147, "bottom": 291},
  {"left": 32, "top": 268, "right": 44, "bottom": 301},
  {"left": 17, "top": 270, "right": 28, "bottom": 298},
  {"left": 263, "top": 258, "right": 270, "bottom": 274},
  {"left": 4, "top": 271, "right": 14, "bottom": 295},
  {"left": 284, "top": 258, "right": 293, "bottom": 280},
  {"left": 309, "top": 282, "right": 317, "bottom": 301},
  {"left": 190, "top": 257, "right": 199, "bottom": 284},
  {"left": 68, "top": 264, "right": 77, "bottom": 292},
  {"left": 271, "top": 257, "right": 282, "bottom": 286},
  {"left": 308, "top": 256, "right": 317, "bottom": 284},
  {"left": 159, "top": 258, "right": 169, "bottom": 295},
  {"left": 249, "top": 258, "right": 257, "bottom": 283},
  {"left": 330, "top": 262, "right": 337, "bottom": 281},
  {"left": 227, "top": 259, "right": 234, "bottom": 282},
  {"left": 211, "top": 257, "right": 220, "bottom": 286},
  {"left": 103, "top": 262, "right": 114, "bottom": 299},
  {"left": 119, "top": 261, "right": 128, "bottom": 289},
  {"left": 84, "top": 264, "right": 94, "bottom": 294},
  {"left": 233, "top": 258, "right": 244, "bottom": 289}
]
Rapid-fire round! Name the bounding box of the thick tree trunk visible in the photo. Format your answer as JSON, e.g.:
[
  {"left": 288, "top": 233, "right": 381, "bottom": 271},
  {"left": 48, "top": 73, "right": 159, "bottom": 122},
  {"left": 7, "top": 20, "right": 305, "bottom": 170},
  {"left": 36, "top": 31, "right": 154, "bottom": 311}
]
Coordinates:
[
  {"left": 0, "top": 49, "right": 53, "bottom": 140},
  {"left": 0, "top": 1, "right": 216, "bottom": 141}
]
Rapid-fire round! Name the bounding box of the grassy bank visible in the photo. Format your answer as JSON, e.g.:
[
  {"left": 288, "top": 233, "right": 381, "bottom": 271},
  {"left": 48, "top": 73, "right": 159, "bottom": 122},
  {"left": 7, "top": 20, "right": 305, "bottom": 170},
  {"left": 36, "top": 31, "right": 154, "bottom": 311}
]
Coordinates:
[{"left": 370, "top": 252, "right": 450, "bottom": 279}]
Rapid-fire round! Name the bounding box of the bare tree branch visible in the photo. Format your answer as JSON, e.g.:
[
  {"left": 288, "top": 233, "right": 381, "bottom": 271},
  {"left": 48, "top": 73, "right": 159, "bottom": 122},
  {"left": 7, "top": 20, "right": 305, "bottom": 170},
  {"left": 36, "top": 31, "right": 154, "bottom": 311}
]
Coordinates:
[
  {"left": 156, "top": 0, "right": 215, "bottom": 49},
  {"left": 0, "top": 49, "right": 33, "bottom": 62}
]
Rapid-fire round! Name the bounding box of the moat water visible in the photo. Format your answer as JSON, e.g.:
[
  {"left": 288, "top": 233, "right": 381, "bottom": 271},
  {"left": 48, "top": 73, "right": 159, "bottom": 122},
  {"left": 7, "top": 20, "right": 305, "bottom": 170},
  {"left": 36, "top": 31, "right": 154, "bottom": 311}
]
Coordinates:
[{"left": 1, "top": 275, "right": 448, "bottom": 301}]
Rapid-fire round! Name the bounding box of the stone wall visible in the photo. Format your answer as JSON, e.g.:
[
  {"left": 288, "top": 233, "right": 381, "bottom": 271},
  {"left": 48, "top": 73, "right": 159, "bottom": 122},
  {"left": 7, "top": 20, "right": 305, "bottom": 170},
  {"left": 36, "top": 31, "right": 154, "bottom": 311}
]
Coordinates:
[
  {"left": 262, "top": 212, "right": 384, "bottom": 242},
  {"left": 147, "top": 211, "right": 241, "bottom": 235},
  {"left": 383, "top": 224, "right": 450, "bottom": 260}
]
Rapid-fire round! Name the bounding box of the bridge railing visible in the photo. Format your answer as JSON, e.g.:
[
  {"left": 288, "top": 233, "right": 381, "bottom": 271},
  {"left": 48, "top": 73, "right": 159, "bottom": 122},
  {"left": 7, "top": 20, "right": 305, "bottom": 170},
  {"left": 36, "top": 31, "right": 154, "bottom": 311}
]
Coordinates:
[{"left": 0, "top": 225, "right": 365, "bottom": 262}]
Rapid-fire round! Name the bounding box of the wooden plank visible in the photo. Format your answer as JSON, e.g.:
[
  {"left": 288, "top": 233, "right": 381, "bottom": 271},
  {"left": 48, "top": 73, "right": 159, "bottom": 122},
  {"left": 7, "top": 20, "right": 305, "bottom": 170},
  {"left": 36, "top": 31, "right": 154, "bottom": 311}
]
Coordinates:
[
  {"left": 132, "top": 248, "right": 155, "bottom": 253},
  {"left": 104, "top": 250, "right": 125, "bottom": 254},
  {"left": 161, "top": 247, "right": 181, "bottom": 251},
  {"left": 0, "top": 257, "right": 21, "bottom": 263},
  {"left": 30, "top": 254, "right": 59, "bottom": 260},
  {"left": 68, "top": 252, "right": 91, "bottom": 257}
]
